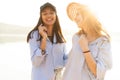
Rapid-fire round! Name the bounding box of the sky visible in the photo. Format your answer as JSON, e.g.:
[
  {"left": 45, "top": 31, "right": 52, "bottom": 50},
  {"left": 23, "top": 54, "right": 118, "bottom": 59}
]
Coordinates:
[{"left": 0, "top": 0, "right": 120, "bottom": 32}]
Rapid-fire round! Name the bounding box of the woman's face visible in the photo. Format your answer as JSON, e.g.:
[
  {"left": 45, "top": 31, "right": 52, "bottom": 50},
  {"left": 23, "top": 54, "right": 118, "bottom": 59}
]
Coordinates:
[
  {"left": 41, "top": 7, "right": 56, "bottom": 26},
  {"left": 74, "top": 12, "right": 83, "bottom": 28}
]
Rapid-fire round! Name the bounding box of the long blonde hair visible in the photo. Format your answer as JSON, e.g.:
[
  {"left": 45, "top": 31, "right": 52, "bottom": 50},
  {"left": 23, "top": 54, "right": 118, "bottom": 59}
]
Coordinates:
[{"left": 67, "top": 2, "right": 110, "bottom": 39}]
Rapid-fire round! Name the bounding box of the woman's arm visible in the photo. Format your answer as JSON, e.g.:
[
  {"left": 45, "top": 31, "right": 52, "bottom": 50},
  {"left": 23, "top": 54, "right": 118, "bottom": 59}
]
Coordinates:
[
  {"left": 79, "top": 34, "right": 97, "bottom": 76},
  {"left": 29, "top": 31, "right": 47, "bottom": 67},
  {"left": 38, "top": 24, "right": 47, "bottom": 55},
  {"left": 80, "top": 36, "right": 112, "bottom": 79},
  {"left": 83, "top": 51, "right": 97, "bottom": 76}
]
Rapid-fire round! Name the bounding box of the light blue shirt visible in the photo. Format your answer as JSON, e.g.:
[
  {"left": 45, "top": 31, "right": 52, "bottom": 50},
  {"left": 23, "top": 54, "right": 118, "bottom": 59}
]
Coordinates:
[
  {"left": 28, "top": 30, "right": 67, "bottom": 80},
  {"left": 62, "top": 34, "right": 112, "bottom": 80}
]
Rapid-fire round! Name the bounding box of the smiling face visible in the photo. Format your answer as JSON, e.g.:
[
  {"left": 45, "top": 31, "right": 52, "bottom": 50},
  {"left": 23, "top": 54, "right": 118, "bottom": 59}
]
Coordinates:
[
  {"left": 67, "top": 2, "right": 79, "bottom": 21},
  {"left": 74, "top": 12, "right": 83, "bottom": 28},
  {"left": 41, "top": 7, "right": 56, "bottom": 26},
  {"left": 67, "top": 2, "right": 84, "bottom": 28}
]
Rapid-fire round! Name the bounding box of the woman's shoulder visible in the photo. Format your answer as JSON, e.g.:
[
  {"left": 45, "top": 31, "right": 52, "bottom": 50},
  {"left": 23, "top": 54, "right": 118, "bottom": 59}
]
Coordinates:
[
  {"left": 30, "top": 30, "right": 39, "bottom": 38},
  {"left": 31, "top": 30, "right": 38, "bottom": 34},
  {"left": 71, "top": 33, "right": 80, "bottom": 43},
  {"left": 98, "top": 36, "right": 110, "bottom": 42},
  {"left": 72, "top": 31, "right": 84, "bottom": 39},
  {"left": 93, "top": 36, "right": 110, "bottom": 47}
]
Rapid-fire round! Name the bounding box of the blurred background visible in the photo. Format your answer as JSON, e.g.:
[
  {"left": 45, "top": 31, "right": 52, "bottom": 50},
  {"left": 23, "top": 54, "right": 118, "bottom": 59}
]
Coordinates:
[{"left": 0, "top": 0, "right": 120, "bottom": 80}]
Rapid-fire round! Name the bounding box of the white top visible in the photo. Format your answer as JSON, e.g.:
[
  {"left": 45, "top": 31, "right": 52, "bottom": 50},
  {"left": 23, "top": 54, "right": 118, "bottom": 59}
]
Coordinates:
[{"left": 62, "top": 34, "right": 112, "bottom": 80}]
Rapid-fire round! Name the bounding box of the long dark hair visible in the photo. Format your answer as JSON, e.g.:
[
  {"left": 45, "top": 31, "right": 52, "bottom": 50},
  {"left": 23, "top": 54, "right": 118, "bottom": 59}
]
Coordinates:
[{"left": 27, "top": 2, "right": 66, "bottom": 43}]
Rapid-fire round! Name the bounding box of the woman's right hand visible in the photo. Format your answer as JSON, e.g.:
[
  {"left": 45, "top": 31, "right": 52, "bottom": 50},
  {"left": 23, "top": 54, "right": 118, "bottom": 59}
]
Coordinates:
[
  {"left": 38, "top": 24, "right": 47, "bottom": 39},
  {"left": 79, "top": 34, "right": 89, "bottom": 52}
]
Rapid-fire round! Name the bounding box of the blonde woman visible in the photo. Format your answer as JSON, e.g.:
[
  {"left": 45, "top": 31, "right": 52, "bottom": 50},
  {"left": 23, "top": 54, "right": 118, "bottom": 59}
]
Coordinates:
[{"left": 62, "top": 2, "right": 112, "bottom": 80}]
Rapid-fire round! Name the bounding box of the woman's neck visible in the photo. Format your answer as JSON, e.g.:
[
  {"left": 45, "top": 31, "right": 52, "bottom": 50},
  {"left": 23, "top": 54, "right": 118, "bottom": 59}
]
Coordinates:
[{"left": 46, "top": 25, "right": 53, "bottom": 36}]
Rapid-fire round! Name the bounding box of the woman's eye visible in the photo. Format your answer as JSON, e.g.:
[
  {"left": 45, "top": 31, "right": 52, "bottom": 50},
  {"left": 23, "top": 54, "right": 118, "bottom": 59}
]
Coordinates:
[
  {"left": 42, "top": 13, "right": 47, "bottom": 15},
  {"left": 42, "top": 11, "right": 55, "bottom": 16}
]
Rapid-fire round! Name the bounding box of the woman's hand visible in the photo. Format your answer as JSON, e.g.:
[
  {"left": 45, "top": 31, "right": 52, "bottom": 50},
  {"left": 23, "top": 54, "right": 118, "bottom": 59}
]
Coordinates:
[
  {"left": 38, "top": 24, "right": 47, "bottom": 39},
  {"left": 38, "top": 24, "right": 47, "bottom": 53},
  {"left": 79, "top": 34, "right": 89, "bottom": 52}
]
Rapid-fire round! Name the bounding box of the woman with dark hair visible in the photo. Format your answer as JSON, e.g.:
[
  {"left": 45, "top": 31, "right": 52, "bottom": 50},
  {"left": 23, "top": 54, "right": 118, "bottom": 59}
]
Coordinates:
[{"left": 27, "top": 2, "right": 67, "bottom": 80}]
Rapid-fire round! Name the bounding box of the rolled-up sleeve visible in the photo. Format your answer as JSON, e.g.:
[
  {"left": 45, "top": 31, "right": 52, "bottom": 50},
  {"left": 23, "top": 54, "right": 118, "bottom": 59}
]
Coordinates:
[
  {"left": 96, "top": 39, "right": 112, "bottom": 79},
  {"left": 28, "top": 31, "right": 46, "bottom": 67}
]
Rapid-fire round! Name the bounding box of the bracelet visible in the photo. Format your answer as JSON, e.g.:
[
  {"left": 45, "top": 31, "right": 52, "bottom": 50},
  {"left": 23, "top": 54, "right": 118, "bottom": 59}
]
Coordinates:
[
  {"left": 41, "top": 50, "right": 46, "bottom": 55},
  {"left": 83, "top": 50, "right": 90, "bottom": 53}
]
